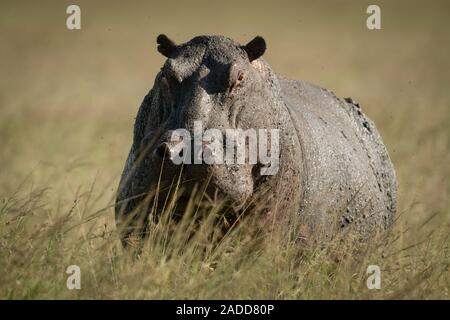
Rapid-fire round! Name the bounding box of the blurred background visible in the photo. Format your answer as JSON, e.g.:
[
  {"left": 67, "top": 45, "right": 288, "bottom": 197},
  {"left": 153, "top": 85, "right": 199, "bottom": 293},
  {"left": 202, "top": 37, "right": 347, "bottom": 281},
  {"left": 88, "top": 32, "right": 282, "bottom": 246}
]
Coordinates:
[{"left": 0, "top": 0, "right": 449, "bottom": 241}]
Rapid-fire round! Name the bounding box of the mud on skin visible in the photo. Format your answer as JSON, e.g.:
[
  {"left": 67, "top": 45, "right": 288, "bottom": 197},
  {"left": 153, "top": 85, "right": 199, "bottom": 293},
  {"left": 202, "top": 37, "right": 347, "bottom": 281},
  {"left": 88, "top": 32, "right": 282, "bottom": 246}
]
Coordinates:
[{"left": 115, "top": 34, "right": 397, "bottom": 246}]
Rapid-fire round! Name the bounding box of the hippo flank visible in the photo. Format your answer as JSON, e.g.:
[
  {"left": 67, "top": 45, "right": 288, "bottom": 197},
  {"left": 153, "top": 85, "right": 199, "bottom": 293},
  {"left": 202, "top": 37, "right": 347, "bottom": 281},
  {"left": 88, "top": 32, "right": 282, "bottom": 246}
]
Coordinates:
[{"left": 115, "top": 34, "right": 397, "bottom": 245}]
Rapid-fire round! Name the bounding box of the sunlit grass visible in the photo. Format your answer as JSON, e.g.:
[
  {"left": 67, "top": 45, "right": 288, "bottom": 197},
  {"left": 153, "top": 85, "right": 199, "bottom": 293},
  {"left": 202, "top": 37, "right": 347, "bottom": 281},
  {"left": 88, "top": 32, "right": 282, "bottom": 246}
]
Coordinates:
[{"left": 0, "top": 178, "right": 448, "bottom": 299}]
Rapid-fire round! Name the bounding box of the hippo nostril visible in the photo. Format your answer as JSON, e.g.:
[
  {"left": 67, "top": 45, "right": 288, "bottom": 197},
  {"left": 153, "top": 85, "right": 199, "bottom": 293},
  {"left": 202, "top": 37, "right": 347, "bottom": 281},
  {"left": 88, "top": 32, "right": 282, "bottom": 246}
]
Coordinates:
[{"left": 154, "top": 143, "right": 171, "bottom": 159}]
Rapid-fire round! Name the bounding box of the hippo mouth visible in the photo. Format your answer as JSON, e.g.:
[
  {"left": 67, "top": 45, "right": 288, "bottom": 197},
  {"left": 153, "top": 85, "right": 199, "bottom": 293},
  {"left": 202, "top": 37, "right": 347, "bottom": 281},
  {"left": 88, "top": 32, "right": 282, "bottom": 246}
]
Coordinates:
[
  {"left": 149, "top": 154, "right": 272, "bottom": 224},
  {"left": 151, "top": 175, "right": 248, "bottom": 225}
]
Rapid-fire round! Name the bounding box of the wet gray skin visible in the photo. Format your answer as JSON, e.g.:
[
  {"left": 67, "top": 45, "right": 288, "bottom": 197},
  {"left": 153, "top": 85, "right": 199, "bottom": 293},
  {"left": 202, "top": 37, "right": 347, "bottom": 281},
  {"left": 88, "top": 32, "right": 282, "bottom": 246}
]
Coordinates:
[{"left": 115, "top": 34, "right": 397, "bottom": 245}]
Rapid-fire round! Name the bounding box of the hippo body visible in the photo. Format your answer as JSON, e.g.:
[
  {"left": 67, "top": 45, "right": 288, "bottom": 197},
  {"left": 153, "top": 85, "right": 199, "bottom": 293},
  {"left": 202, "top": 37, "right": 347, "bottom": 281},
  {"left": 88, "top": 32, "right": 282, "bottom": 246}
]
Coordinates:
[
  {"left": 115, "top": 35, "right": 397, "bottom": 244},
  {"left": 279, "top": 78, "right": 396, "bottom": 238}
]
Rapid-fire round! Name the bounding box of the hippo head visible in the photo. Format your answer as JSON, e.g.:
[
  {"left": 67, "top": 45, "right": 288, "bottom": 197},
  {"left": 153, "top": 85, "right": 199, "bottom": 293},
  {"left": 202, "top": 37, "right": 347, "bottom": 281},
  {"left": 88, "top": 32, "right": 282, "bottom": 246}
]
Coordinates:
[{"left": 127, "top": 35, "right": 288, "bottom": 223}]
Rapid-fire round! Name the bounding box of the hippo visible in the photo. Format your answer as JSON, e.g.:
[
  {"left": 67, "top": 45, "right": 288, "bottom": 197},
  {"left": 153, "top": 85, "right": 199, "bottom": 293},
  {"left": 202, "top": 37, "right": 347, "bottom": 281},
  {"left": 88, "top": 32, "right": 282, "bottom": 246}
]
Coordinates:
[{"left": 115, "top": 34, "right": 397, "bottom": 246}]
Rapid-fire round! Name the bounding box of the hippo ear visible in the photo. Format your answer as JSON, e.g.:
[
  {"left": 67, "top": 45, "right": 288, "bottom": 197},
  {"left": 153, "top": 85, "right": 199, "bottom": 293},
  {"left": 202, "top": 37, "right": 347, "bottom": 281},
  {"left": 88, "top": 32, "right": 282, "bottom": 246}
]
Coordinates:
[
  {"left": 157, "top": 34, "right": 177, "bottom": 58},
  {"left": 242, "top": 36, "right": 266, "bottom": 62}
]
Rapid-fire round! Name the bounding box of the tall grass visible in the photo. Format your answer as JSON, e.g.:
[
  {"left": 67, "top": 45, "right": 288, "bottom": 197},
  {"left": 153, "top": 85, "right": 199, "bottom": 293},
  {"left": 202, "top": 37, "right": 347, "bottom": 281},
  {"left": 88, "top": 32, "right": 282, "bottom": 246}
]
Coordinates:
[{"left": 0, "top": 174, "right": 448, "bottom": 299}]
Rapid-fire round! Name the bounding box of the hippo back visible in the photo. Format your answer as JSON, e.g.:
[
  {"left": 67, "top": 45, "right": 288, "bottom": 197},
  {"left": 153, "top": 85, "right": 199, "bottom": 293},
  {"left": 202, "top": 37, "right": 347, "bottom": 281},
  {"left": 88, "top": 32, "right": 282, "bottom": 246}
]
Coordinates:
[{"left": 279, "top": 77, "right": 397, "bottom": 239}]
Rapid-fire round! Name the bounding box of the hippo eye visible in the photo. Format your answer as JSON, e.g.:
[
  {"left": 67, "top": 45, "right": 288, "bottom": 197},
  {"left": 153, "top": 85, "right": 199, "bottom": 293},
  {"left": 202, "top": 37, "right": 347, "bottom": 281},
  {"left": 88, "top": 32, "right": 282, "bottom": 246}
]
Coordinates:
[
  {"left": 160, "top": 75, "right": 171, "bottom": 95},
  {"left": 229, "top": 71, "right": 244, "bottom": 96},
  {"left": 160, "top": 71, "right": 181, "bottom": 98},
  {"left": 160, "top": 75, "right": 177, "bottom": 108},
  {"left": 161, "top": 67, "right": 182, "bottom": 87}
]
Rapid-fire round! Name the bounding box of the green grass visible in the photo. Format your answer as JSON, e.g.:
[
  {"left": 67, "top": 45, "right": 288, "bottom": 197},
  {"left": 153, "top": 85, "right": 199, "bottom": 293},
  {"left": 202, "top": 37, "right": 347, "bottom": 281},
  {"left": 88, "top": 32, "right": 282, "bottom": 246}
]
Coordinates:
[{"left": 0, "top": 0, "right": 449, "bottom": 299}]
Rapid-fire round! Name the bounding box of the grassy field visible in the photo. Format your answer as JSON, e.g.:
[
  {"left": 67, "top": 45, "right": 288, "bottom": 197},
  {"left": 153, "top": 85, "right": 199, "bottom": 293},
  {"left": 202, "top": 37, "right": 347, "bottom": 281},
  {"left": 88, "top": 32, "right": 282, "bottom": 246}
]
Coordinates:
[{"left": 0, "top": 0, "right": 449, "bottom": 299}]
